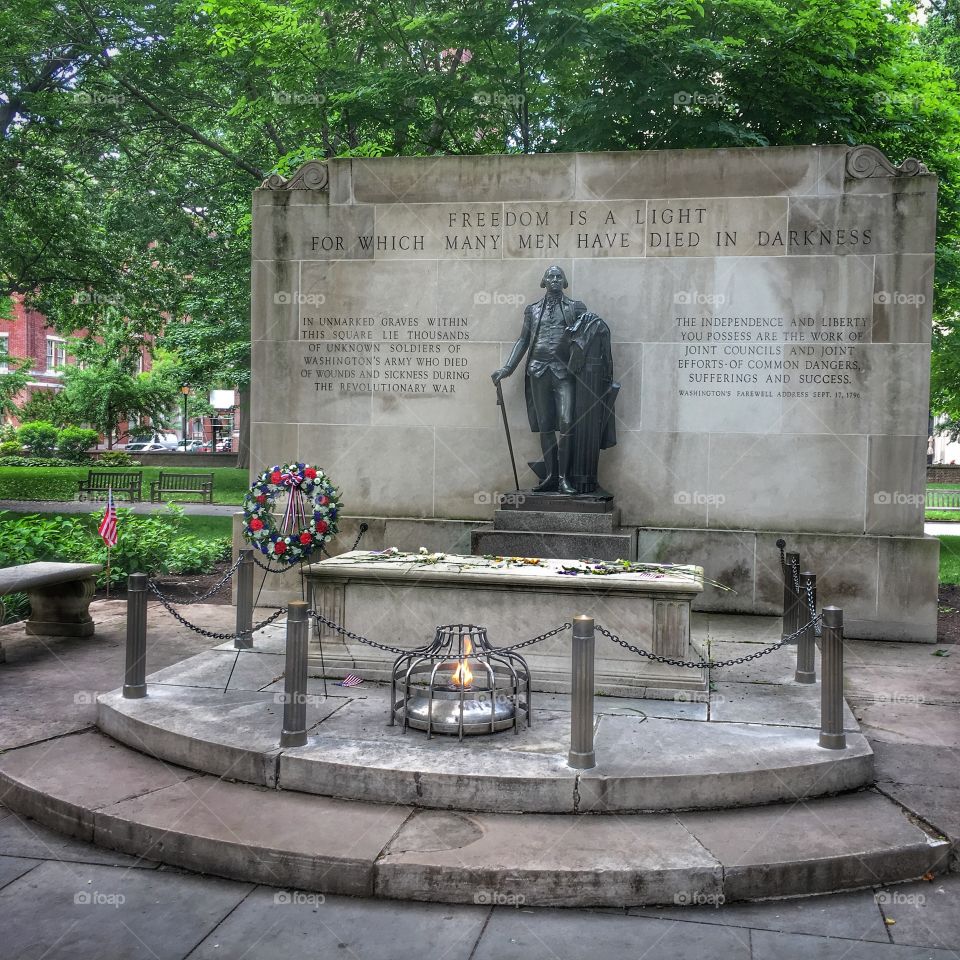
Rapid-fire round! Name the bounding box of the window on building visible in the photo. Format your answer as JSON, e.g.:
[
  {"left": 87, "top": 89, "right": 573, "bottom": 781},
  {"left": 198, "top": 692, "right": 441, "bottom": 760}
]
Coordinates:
[
  {"left": 45, "top": 337, "right": 67, "bottom": 373},
  {"left": 0, "top": 334, "right": 9, "bottom": 374}
]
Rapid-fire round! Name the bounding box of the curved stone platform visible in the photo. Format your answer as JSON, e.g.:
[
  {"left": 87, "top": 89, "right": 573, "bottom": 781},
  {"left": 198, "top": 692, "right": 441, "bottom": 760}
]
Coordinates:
[
  {"left": 97, "top": 682, "right": 873, "bottom": 813},
  {"left": 0, "top": 730, "right": 949, "bottom": 907}
]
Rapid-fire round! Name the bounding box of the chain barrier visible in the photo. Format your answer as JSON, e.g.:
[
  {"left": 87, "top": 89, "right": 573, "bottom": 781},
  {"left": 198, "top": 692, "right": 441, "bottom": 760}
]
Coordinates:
[
  {"left": 776, "top": 537, "right": 787, "bottom": 569},
  {"left": 791, "top": 556, "right": 801, "bottom": 594},
  {"left": 804, "top": 574, "right": 822, "bottom": 638},
  {"left": 146, "top": 555, "right": 243, "bottom": 605},
  {"left": 310, "top": 610, "right": 570, "bottom": 656},
  {"left": 595, "top": 613, "right": 821, "bottom": 670},
  {"left": 352, "top": 522, "right": 369, "bottom": 551},
  {"left": 146, "top": 578, "right": 284, "bottom": 641},
  {"left": 250, "top": 551, "right": 296, "bottom": 574}
]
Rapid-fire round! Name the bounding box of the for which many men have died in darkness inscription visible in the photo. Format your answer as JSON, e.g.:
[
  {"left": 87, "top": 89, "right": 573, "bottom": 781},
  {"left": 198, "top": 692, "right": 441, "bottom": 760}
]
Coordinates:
[{"left": 294, "top": 199, "right": 881, "bottom": 401}]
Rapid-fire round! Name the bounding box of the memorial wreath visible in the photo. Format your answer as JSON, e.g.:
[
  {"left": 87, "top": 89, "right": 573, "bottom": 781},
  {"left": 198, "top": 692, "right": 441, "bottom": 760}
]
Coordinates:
[{"left": 242, "top": 462, "right": 341, "bottom": 564}]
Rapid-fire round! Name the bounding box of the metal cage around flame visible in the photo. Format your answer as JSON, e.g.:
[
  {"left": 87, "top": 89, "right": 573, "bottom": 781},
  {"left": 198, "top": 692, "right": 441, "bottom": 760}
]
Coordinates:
[{"left": 389, "top": 624, "right": 531, "bottom": 739}]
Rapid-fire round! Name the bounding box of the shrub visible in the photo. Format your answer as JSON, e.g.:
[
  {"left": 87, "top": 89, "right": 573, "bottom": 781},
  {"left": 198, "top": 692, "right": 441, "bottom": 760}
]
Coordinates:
[
  {"left": 0, "top": 508, "right": 233, "bottom": 604},
  {"left": 17, "top": 421, "right": 59, "bottom": 457},
  {"left": 97, "top": 450, "right": 139, "bottom": 467},
  {"left": 57, "top": 427, "right": 99, "bottom": 459},
  {"left": 0, "top": 441, "right": 21, "bottom": 455},
  {"left": 0, "top": 456, "right": 78, "bottom": 467},
  {"left": 165, "top": 536, "right": 232, "bottom": 574}
]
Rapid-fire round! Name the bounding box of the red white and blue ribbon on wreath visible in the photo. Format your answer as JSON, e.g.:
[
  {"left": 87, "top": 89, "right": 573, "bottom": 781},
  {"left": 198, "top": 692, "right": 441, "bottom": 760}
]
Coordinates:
[{"left": 280, "top": 469, "right": 308, "bottom": 535}]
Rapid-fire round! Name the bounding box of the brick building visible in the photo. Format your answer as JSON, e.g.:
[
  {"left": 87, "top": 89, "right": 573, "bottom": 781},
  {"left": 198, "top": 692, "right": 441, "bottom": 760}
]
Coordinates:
[
  {"left": 0, "top": 296, "right": 151, "bottom": 435},
  {"left": 0, "top": 297, "right": 239, "bottom": 447}
]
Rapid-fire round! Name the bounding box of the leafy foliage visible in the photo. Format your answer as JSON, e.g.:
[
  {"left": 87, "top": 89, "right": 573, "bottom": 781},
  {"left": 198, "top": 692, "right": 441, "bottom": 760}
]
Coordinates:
[
  {"left": 0, "top": 0, "right": 959, "bottom": 431},
  {"left": 16, "top": 421, "right": 60, "bottom": 457},
  {"left": 56, "top": 426, "right": 99, "bottom": 459},
  {"left": 96, "top": 451, "right": 140, "bottom": 467},
  {"left": 0, "top": 508, "right": 231, "bottom": 592}
]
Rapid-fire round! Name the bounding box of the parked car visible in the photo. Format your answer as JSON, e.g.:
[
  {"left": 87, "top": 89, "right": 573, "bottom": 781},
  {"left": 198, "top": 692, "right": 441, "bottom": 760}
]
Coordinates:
[
  {"left": 126, "top": 432, "right": 179, "bottom": 451},
  {"left": 124, "top": 441, "right": 168, "bottom": 453},
  {"left": 216, "top": 438, "right": 233, "bottom": 452},
  {"left": 174, "top": 440, "right": 205, "bottom": 453},
  {"left": 196, "top": 441, "right": 213, "bottom": 453}
]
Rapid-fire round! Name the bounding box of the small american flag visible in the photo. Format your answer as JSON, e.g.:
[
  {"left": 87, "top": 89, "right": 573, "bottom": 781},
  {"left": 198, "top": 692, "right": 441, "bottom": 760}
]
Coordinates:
[
  {"left": 338, "top": 674, "right": 363, "bottom": 687},
  {"left": 98, "top": 487, "right": 118, "bottom": 548}
]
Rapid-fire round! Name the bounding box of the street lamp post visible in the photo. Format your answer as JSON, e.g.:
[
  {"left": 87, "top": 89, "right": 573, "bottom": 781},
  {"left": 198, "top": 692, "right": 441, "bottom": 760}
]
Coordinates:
[{"left": 180, "top": 385, "right": 190, "bottom": 451}]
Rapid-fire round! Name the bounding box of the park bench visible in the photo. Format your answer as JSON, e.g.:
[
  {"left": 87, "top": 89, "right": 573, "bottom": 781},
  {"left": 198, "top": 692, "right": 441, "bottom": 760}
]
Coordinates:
[
  {"left": 0, "top": 562, "right": 104, "bottom": 659},
  {"left": 150, "top": 471, "right": 215, "bottom": 504},
  {"left": 77, "top": 470, "right": 142, "bottom": 502}
]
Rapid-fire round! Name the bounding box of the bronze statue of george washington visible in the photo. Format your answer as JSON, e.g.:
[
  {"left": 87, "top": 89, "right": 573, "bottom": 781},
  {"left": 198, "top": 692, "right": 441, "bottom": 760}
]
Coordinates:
[{"left": 491, "top": 265, "right": 618, "bottom": 495}]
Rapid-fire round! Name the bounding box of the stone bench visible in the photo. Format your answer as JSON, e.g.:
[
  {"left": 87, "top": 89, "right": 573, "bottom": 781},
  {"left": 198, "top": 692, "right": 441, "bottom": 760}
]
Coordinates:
[
  {"left": 304, "top": 551, "right": 706, "bottom": 697},
  {"left": 0, "top": 563, "right": 104, "bottom": 646}
]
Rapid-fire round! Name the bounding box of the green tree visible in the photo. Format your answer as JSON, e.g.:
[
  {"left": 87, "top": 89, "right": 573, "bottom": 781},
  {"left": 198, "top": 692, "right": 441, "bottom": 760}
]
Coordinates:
[
  {"left": 57, "top": 313, "right": 177, "bottom": 447},
  {"left": 2, "top": 0, "right": 959, "bottom": 450}
]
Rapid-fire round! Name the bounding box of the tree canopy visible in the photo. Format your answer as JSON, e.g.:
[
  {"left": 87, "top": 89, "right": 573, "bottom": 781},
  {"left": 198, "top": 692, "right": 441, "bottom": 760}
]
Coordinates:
[{"left": 2, "top": 0, "right": 959, "bottom": 441}]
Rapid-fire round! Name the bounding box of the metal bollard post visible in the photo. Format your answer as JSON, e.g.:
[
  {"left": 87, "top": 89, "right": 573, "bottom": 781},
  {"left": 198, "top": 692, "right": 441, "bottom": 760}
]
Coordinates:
[
  {"left": 782, "top": 551, "right": 801, "bottom": 643},
  {"left": 123, "top": 573, "right": 148, "bottom": 699},
  {"left": 234, "top": 549, "right": 254, "bottom": 650},
  {"left": 568, "top": 615, "right": 596, "bottom": 769},
  {"left": 819, "top": 606, "right": 846, "bottom": 749},
  {"left": 795, "top": 572, "right": 817, "bottom": 684},
  {"left": 280, "top": 601, "right": 308, "bottom": 747}
]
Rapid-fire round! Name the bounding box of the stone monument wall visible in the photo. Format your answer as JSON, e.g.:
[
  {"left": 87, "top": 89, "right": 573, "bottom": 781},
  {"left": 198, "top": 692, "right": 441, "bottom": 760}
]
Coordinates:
[{"left": 250, "top": 145, "right": 938, "bottom": 640}]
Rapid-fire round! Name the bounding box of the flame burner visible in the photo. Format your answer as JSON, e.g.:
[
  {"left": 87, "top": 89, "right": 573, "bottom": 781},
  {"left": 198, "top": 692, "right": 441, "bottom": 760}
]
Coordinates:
[{"left": 390, "top": 625, "right": 531, "bottom": 739}]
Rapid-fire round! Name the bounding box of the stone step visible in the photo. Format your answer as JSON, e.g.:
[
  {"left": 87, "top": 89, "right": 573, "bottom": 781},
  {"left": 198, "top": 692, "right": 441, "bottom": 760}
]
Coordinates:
[
  {"left": 96, "top": 685, "right": 873, "bottom": 813},
  {"left": 470, "top": 527, "right": 638, "bottom": 561},
  {"left": 0, "top": 729, "right": 950, "bottom": 907}
]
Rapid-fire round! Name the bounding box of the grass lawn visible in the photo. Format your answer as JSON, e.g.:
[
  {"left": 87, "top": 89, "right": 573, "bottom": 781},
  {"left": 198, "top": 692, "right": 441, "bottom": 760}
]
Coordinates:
[
  {"left": 940, "top": 535, "right": 960, "bottom": 585},
  {"left": 0, "top": 466, "right": 247, "bottom": 505}
]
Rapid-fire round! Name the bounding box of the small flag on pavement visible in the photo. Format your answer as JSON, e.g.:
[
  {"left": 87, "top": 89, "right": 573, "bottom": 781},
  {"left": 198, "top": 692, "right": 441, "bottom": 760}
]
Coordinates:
[
  {"left": 338, "top": 674, "right": 363, "bottom": 687},
  {"left": 98, "top": 488, "right": 118, "bottom": 548}
]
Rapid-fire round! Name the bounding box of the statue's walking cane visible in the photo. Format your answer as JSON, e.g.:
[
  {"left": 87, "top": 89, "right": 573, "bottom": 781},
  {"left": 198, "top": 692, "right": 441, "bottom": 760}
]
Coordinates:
[{"left": 495, "top": 380, "right": 521, "bottom": 492}]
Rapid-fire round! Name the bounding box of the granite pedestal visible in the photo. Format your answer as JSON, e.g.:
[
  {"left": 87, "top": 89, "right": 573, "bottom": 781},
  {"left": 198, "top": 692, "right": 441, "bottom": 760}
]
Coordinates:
[{"left": 472, "top": 493, "right": 638, "bottom": 561}]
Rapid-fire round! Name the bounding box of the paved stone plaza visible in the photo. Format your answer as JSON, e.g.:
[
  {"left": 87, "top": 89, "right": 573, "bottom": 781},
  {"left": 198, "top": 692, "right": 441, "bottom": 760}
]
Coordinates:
[{"left": 0, "top": 601, "right": 957, "bottom": 957}]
